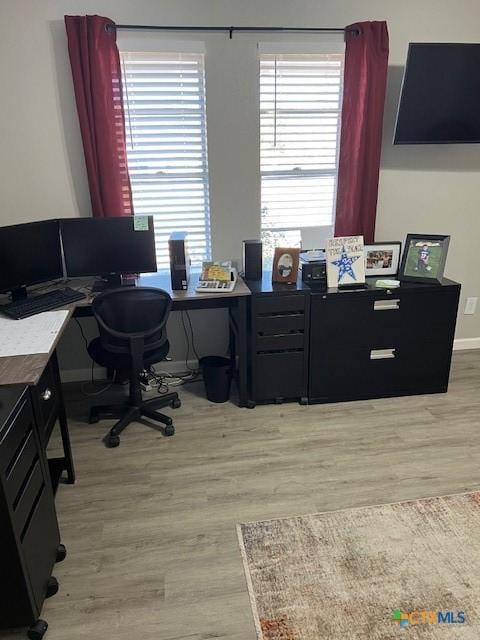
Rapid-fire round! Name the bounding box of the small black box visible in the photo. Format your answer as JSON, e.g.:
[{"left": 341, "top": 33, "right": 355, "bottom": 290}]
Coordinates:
[
  {"left": 300, "top": 254, "right": 326, "bottom": 286},
  {"left": 169, "top": 232, "right": 190, "bottom": 290}
]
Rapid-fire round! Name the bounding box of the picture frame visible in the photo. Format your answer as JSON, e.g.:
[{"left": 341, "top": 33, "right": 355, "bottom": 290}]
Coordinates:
[
  {"left": 398, "top": 234, "right": 450, "bottom": 284},
  {"left": 364, "top": 242, "right": 402, "bottom": 277},
  {"left": 272, "top": 247, "right": 300, "bottom": 284}
]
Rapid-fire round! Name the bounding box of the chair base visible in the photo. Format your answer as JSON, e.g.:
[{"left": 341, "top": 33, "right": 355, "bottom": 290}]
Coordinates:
[{"left": 89, "top": 393, "right": 181, "bottom": 448}]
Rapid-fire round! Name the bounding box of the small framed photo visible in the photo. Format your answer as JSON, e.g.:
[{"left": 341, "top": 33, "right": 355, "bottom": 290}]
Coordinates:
[
  {"left": 364, "top": 242, "right": 401, "bottom": 277},
  {"left": 398, "top": 234, "right": 450, "bottom": 284},
  {"left": 272, "top": 247, "right": 300, "bottom": 284}
]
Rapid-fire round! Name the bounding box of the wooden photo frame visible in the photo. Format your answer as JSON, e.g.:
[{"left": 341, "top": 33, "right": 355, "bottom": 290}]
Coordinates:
[
  {"left": 398, "top": 234, "right": 450, "bottom": 284},
  {"left": 272, "top": 247, "right": 300, "bottom": 284}
]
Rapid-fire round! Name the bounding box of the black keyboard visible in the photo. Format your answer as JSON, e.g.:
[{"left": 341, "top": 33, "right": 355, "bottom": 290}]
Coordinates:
[{"left": 0, "top": 287, "right": 87, "bottom": 319}]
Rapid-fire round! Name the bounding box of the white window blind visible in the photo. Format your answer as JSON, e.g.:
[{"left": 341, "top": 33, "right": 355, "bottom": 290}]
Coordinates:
[
  {"left": 121, "top": 51, "right": 211, "bottom": 269},
  {"left": 260, "top": 52, "right": 344, "bottom": 242}
]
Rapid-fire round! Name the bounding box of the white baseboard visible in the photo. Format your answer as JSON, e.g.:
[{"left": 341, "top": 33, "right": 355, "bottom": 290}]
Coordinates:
[
  {"left": 453, "top": 338, "right": 480, "bottom": 351},
  {"left": 60, "top": 359, "right": 199, "bottom": 383}
]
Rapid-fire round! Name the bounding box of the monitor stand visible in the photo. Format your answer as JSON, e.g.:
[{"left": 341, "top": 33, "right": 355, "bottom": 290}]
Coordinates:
[
  {"left": 11, "top": 286, "right": 28, "bottom": 301},
  {"left": 92, "top": 274, "right": 137, "bottom": 292}
]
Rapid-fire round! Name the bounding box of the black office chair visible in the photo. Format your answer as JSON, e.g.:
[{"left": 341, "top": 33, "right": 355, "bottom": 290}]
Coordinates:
[{"left": 87, "top": 287, "right": 181, "bottom": 448}]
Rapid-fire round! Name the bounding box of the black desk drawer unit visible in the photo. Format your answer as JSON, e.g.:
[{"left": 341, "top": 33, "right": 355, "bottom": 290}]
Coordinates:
[
  {"left": 309, "top": 283, "right": 461, "bottom": 403},
  {"left": 0, "top": 386, "right": 63, "bottom": 639},
  {"left": 36, "top": 359, "right": 60, "bottom": 447},
  {"left": 249, "top": 293, "right": 310, "bottom": 405}
]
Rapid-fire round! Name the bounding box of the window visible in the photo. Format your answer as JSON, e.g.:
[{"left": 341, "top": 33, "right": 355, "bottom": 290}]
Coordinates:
[
  {"left": 121, "top": 51, "right": 211, "bottom": 269},
  {"left": 259, "top": 51, "right": 344, "bottom": 257}
]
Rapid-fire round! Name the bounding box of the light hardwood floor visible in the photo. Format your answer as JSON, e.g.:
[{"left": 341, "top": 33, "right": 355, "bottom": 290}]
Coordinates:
[{"left": 3, "top": 350, "right": 480, "bottom": 640}]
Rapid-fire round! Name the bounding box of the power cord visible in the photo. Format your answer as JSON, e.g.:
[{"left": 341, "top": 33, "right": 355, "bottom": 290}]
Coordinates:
[
  {"left": 74, "top": 318, "right": 117, "bottom": 397},
  {"left": 181, "top": 310, "right": 200, "bottom": 373},
  {"left": 142, "top": 365, "right": 201, "bottom": 395}
]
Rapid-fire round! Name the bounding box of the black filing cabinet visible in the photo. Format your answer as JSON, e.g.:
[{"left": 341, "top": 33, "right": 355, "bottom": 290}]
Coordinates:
[
  {"left": 0, "top": 385, "right": 65, "bottom": 640},
  {"left": 248, "top": 276, "right": 310, "bottom": 405},
  {"left": 309, "top": 280, "right": 461, "bottom": 403}
]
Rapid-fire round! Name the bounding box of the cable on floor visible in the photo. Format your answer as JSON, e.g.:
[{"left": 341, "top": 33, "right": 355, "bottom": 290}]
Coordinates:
[{"left": 74, "top": 318, "right": 117, "bottom": 397}]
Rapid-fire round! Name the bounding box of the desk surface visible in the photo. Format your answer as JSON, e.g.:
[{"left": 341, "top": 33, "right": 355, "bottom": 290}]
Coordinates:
[
  {"left": 0, "top": 308, "right": 74, "bottom": 387},
  {"left": 0, "top": 274, "right": 250, "bottom": 387}
]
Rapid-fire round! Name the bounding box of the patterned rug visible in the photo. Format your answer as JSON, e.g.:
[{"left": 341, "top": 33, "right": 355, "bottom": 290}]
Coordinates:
[{"left": 237, "top": 493, "right": 480, "bottom": 639}]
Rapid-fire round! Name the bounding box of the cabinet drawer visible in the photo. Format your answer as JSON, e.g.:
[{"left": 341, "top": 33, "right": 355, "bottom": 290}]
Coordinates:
[
  {"left": 256, "top": 313, "right": 305, "bottom": 335},
  {"left": 398, "top": 290, "right": 458, "bottom": 344},
  {"left": 255, "top": 351, "right": 305, "bottom": 401},
  {"left": 256, "top": 333, "right": 305, "bottom": 351},
  {"left": 13, "top": 459, "right": 43, "bottom": 537},
  {"left": 309, "top": 343, "right": 452, "bottom": 402},
  {"left": 255, "top": 294, "right": 305, "bottom": 315},
  {"left": 21, "top": 484, "right": 60, "bottom": 611},
  {"left": 0, "top": 398, "right": 32, "bottom": 475},
  {"left": 5, "top": 429, "right": 37, "bottom": 507},
  {"left": 311, "top": 289, "right": 458, "bottom": 348},
  {"left": 36, "top": 360, "right": 59, "bottom": 443}
]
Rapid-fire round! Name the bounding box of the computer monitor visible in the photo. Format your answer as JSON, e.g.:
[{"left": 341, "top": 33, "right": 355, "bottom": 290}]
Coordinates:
[
  {"left": 0, "top": 220, "right": 63, "bottom": 298},
  {"left": 61, "top": 216, "right": 157, "bottom": 283}
]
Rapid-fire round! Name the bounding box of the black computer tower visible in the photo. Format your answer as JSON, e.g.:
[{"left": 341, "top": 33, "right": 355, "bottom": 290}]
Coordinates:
[{"left": 169, "top": 232, "right": 190, "bottom": 290}]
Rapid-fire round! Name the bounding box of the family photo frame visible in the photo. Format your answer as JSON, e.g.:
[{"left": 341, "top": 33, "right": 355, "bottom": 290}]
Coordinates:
[{"left": 364, "top": 242, "right": 402, "bottom": 277}]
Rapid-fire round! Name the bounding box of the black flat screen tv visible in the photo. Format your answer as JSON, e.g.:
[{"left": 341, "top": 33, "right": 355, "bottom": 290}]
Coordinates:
[{"left": 394, "top": 43, "right": 480, "bottom": 144}]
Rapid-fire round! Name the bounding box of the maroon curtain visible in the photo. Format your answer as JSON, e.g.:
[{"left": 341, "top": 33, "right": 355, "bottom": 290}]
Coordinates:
[
  {"left": 65, "top": 15, "right": 133, "bottom": 217},
  {"left": 334, "top": 21, "right": 389, "bottom": 242}
]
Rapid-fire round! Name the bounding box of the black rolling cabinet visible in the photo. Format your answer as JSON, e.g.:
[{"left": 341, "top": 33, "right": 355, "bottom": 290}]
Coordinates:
[
  {"left": 309, "top": 279, "right": 461, "bottom": 403},
  {"left": 0, "top": 385, "right": 65, "bottom": 640},
  {"left": 247, "top": 275, "right": 310, "bottom": 406}
]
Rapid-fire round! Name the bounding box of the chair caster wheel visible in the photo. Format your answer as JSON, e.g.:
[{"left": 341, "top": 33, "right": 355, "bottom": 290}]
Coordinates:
[
  {"left": 246, "top": 400, "right": 256, "bottom": 409},
  {"left": 46, "top": 576, "right": 59, "bottom": 598},
  {"left": 164, "top": 424, "right": 175, "bottom": 437},
  {"left": 28, "top": 620, "right": 48, "bottom": 640},
  {"left": 171, "top": 398, "right": 181, "bottom": 409},
  {"left": 56, "top": 543, "right": 67, "bottom": 563},
  {"left": 89, "top": 411, "right": 99, "bottom": 424},
  {"left": 299, "top": 397, "right": 309, "bottom": 406},
  {"left": 107, "top": 435, "right": 120, "bottom": 448}
]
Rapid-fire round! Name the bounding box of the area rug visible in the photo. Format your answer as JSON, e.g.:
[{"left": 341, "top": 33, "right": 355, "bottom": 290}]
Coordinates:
[{"left": 237, "top": 492, "right": 480, "bottom": 639}]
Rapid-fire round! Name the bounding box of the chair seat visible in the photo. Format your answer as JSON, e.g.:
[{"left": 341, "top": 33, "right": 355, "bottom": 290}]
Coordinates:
[{"left": 88, "top": 337, "right": 170, "bottom": 370}]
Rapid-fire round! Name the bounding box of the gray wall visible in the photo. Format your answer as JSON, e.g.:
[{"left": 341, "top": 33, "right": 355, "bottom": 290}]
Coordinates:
[{"left": 1, "top": 1, "right": 479, "bottom": 375}]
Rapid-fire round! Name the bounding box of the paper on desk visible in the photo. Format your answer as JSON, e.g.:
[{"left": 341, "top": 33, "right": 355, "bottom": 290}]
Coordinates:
[{"left": 0, "top": 310, "right": 69, "bottom": 357}]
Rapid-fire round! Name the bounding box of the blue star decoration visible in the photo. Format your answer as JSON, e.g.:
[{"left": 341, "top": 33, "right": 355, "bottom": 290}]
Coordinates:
[{"left": 331, "top": 245, "right": 361, "bottom": 283}]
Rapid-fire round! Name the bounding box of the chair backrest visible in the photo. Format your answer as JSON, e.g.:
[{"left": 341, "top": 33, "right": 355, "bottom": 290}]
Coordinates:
[{"left": 91, "top": 287, "right": 172, "bottom": 358}]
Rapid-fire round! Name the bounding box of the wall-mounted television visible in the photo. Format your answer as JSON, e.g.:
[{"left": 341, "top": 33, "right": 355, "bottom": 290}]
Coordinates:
[{"left": 394, "top": 43, "right": 480, "bottom": 144}]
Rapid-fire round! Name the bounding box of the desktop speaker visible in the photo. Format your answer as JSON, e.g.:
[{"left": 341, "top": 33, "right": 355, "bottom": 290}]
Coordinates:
[
  {"left": 243, "top": 240, "right": 262, "bottom": 281},
  {"left": 169, "top": 232, "right": 190, "bottom": 290}
]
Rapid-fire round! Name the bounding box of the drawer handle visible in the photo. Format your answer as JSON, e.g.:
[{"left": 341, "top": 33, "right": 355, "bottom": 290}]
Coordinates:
[
  {"left": 370, "top": 348, "right": 396, "bottom": 360},
  {"left": 41, "top": 388, "right": 52, "bottom": 401},
  {"left": 374, "top": 299, "right": 400, "bottom": 311}
]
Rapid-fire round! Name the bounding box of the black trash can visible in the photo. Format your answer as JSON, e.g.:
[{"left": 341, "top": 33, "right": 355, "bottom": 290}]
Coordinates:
[{"left": 200, "top": 356, "right": 232, "bottom": 403}]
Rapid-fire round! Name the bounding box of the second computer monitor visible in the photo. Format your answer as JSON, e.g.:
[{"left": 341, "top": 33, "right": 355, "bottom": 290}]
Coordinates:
[{"left": 61, "top": 216, "right": 157, "bottom": 278}]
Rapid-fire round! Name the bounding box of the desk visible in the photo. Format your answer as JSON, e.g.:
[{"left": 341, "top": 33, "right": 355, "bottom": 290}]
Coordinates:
[
  {"left": 72, "top": 272, "right": 251, "bottom": 407},
  {"left": 0, "top": 272, "right": 251, "bottom": 405}
]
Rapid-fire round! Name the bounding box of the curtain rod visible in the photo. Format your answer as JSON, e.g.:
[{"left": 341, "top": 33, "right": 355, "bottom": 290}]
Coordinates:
[{"left": 106, "top": 24, "right": 359, "bottom": 39}]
